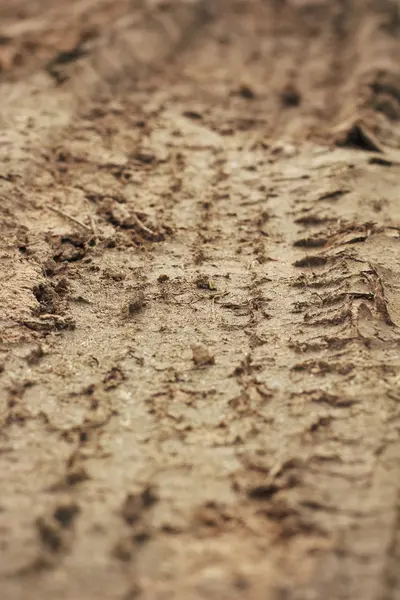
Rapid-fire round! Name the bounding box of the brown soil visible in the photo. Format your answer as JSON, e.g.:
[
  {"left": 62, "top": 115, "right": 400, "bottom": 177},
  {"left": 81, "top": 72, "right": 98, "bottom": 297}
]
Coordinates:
[{"left": 1, "top": 1, "right": 400, "bottom": 599}]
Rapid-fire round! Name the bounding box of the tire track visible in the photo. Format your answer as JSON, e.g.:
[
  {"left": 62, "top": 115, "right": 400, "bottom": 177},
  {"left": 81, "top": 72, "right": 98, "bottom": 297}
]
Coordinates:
[{"left": 276, "top": 150, "right": 400, "bottom": 600}]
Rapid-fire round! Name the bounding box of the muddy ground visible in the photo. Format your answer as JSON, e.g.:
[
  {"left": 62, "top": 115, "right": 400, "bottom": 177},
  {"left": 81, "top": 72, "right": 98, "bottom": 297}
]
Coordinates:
[{"left": 1, "top": 0, "right": 400, "bottom": 598}]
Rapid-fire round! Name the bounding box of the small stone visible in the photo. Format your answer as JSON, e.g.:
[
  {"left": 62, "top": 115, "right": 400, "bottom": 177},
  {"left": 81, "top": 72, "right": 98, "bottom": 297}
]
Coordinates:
[{"left": 191, "top": 343, "right": 215, "bottom": 367}]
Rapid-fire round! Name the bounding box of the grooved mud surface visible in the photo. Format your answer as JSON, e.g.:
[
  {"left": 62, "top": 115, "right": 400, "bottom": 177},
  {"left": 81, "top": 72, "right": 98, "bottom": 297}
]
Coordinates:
[{"left": 1, "top": 1, "right": 400, "bottom": 599}]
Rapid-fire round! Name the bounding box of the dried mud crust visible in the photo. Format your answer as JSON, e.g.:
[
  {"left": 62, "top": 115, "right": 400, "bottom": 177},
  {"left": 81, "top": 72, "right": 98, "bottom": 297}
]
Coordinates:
[{"left": 1, "top": 1, "right": 400, "bottom": 599}]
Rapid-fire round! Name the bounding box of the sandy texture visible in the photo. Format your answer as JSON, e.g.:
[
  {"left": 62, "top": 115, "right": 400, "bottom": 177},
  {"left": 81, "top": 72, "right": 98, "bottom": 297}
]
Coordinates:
[{"left": 1, "top": 1, "right": 400, "bottom": 599}]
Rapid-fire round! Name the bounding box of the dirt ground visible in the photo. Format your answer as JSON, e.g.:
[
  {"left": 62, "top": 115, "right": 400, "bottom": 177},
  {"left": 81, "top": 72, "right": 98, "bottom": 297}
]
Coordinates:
[{"left": 1, "top": 0, "right": 400, "bottom": 598}]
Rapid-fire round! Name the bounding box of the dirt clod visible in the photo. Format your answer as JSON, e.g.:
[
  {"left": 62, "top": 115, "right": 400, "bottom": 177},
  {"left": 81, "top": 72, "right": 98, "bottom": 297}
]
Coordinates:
[
  {"left": 121, "top": 486, "right": 158, "bottom": 525},
  {"left": 237, "top": 83, "right": 256, "bottom": 99},
  {"left": 36, "top": 517, "right": 64, "bottom": 553},
  {"left": 280, "top": 84, "right": 301, "bottom": 107},
  {"left": 126, "top": 291, "right": 146, "bottom": 315},
  {"left": 53, "top": 501, "right": 80, "bottom": 528},
  {"left": 194, "top": 275, "right": 215, "bottom": 290},
  {"left": 191, "top": 343, "right": 215, "bottom": 367},
  {"left": 157, "top": 274, "right": 169, "bottom": 283}
]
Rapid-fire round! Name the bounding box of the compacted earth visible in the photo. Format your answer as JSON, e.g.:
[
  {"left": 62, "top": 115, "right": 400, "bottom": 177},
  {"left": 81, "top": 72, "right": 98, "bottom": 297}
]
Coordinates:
[{"left": 1, "top": 1, "right": 400, "bottom": 598}]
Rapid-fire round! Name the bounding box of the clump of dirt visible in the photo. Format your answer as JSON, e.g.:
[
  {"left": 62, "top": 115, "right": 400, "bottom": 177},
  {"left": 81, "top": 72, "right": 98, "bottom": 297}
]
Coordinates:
[
  {"left": 124, "top": 290, "right": 146, "bottom": 316},
  {"left": 191, "top": 343, "right": 215, "bottom": 367}
]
